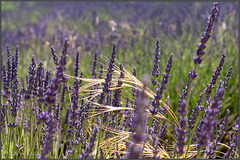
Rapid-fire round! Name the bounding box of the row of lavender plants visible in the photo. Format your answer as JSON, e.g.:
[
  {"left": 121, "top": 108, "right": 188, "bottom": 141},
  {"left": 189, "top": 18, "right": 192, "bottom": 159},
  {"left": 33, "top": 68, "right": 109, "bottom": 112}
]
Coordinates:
[
  {"left": 2, "top": 2, "right": 238, "bottom": 56},
  {"left": 2, "top": 2, "right": 238, "bottom": 116},
  {"left": 1, "top": 2, "right": 239, "bottom": 159}
]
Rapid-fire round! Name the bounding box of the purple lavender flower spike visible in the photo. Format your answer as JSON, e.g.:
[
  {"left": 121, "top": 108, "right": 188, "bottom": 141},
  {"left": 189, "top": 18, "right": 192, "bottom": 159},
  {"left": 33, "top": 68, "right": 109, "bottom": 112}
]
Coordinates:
[
  {"left": 80, "top": 126, "right": 99, "bottom": 159},
  {"left": 25, "top": 55, "right": 36, "bottom": 100},
  {"left": 57, "top": 83, "right": 62, "bottom": 93},
  {"left": 206, "top": 108, "right": 229, "bottom": 158},
  {"left": 176, "top": 99, "right": 188, "bottom": 155},
  {"left": 177, "top": 3, "right": 219, "bottom": 123},
  {"left": 1, "top": 104, "right": 6, "bottom": 132},
  {"left": 37, "top": 61, "right": 45, "bottom": 103},
  {"left": 151, "top": 54, "right": 173, "bottom": 114},
  {"left": 74, "top": 51, "right": 80, "bottom": 78},
  {"left": 113, "top": 63, "right": 125, "bottom": 109},
  {"left": 216, "top": 109, "right": 230, "bottom": 147},
  {"left": 64, "top": 105, "right": 71, "bottom": 125},
  {"left": 44, "top": 70, "right": 52, "bottom": 91},
  {"left": 6, "top": 45, "right": 12, "bottom": 98},
  {"left": 104, "top": 42, "right": 117, "bottom": 93},
  {"left": 79, "top": 71, "right": 83, "bottom": 86},
  {"left": 223, "top": 66, "right": 233, "bottom": 90},
  {"left": 15, "top": 45, "right": 19, "bottom": 71},
  {"left": 127, "top": 75, "right": 149, "bottom": 159},
  {"left": 178, "top": 73, "right": 194, "bottom": 116},
  {"left": 61, "top": 83, "right": 67, "bottom": 103},
  {"left": 11, "top": 54, "right": 15, "bottom": 80},
  {"left": 188, "top": 93, "right": 203, "bottom": 134},
  {"left": 69, "top": 55, "right": 81, "bottom": 132},
  {"left": 152, "top": 133, "right": 162, "bottom": 158},
  {"left": 2, "top": 64, "right": 8, "bottom": 98},
  {"left": 152, "top": 38, "right": 161, "bottom": 86},
  {"left": 199, "top": 81, "right": 225, "bottom": 149},
  {"left": 223, "top": 117, "right": 239, "bottom": 159},
  {"left": 45, "top": 38, "right": 68, "bottom": 105},
  {"left": 99, "top": 63, "right": 103, "bottom": 79},
  {"left": 194, "top": 2, "right": 219, "bottom": 65},
  {"left": 98, "top": 43, "right": 117, "bottom": 105},
  {"left": 54, "top": 103, "right": 60, "bottom": 130},
  {"left": 158, "top": 120, "right": 167, "bottom": 140},
  {"left": 91, "top": 50, "right": 98, "bottom": 79},
  {"left": 40, "top": 112, "right": 57, "bottom": 159},
  {"left": 205, "top": 53, "right": 226, "bottom": 101},
  {"left": 11, "top": 57, "right": 19, "bottom": 118},
  {"left": 132, "top": 66, "right": 137, "bottom": 97},
  {"left": 69, "top": 51, "right": 81, "bottom": 117}
]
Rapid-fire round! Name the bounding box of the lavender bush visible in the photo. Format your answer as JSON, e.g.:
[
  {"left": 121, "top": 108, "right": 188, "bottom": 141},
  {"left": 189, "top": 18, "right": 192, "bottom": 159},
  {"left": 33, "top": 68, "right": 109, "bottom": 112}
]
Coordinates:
[{"left": 1, "top": 2, "right": 239, "bottom": 159}]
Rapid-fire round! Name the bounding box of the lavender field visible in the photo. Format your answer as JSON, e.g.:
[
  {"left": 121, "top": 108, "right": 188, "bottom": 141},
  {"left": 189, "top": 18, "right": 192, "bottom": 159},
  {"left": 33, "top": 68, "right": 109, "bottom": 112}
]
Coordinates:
[{"left": 1, "top": 1, "right": 239, "bottom": 159}]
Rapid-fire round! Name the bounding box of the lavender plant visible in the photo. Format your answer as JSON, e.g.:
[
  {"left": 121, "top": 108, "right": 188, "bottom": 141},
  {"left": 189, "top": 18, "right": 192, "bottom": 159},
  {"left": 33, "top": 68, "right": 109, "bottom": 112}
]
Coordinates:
[{"left": 1, "top": 2, "right": 238, "bottom": 160}]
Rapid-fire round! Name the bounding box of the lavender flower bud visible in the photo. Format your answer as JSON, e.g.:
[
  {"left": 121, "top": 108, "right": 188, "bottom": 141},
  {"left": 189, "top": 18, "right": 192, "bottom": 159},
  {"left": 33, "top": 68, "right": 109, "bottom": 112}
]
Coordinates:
[
  {"left": 188, "top": 69, "right": 198, "bottom": 80},
  {"left": 8, "top": 122, "right": 18, "bottom": 128}
]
